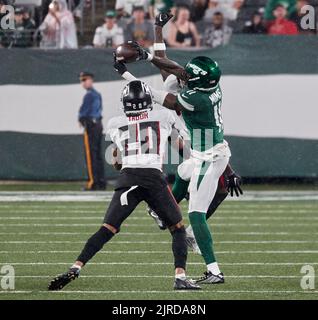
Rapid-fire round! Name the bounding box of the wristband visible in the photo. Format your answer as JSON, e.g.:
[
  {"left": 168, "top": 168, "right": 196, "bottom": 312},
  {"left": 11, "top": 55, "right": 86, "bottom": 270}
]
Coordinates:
[{"left": 154, "top": 43, "right": 166, "bottom": 51}]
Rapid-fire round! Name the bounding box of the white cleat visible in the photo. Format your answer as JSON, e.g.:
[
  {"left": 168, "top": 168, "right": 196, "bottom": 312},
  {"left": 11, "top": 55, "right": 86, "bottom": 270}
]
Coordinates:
[
  {"left": 196, "top": 271, "right": 225, "bottom": 284},
  {"left": 185, "top": 226, "right": 201, "bottom": 255}
]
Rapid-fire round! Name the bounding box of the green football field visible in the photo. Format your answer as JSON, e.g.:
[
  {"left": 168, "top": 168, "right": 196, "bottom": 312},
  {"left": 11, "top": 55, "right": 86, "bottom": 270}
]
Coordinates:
[{"left": 0, "top": 192, "right": 318, "bottom": 300}]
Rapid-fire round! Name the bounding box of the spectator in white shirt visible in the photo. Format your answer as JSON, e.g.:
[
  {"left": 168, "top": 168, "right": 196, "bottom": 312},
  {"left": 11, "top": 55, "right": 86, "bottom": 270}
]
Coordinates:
[{"left": 93, "top": 10, "right": 124, "bottom": 48}]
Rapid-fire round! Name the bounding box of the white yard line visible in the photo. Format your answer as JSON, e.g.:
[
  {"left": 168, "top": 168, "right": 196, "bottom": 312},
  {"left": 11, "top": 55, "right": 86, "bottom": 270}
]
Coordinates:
[
  {"left": 1, "top": 223, "right": 317, "bottom": 227},
  {"left": 0, "top": 216, "right": 317, "bottom": 220},
  {"left": 0, "top": 240, "right": 316, "bottom": 244},
  {"left": 1, "top": 250, "right": 318, "bottom": 254},
  {"left": 1, "top": 204, "right": 317, "bottom": 208},
  {"left": 0, "top": 290, "right": 317, "bottom": 294},
  {"left": 0, "top": 232, "right": 315, "bottom": 236},
  {"left": 0, "top": 210, "right": 316, "bottom": 214},
  {"left": 2, "top": 262, "right": 318, "bottom": 266},
  {"left": 0, "top": 191, "right": 318, "bottom": 202},
  {"left": 5, "top": 275, "right": 313, "bottom": 279}
]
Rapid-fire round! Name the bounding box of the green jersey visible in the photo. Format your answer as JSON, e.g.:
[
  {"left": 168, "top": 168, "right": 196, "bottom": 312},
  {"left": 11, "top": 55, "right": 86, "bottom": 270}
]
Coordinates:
[{"left": 177, "top": 84, "right": 224, "bottom": 152}]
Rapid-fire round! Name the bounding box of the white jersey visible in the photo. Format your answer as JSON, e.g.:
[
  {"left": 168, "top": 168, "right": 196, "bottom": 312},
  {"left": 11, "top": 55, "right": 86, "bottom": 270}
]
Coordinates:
[
  {"left": 93, "top": 24, "right": 124, "bottom": 48},
  {"left": 107, "top": 109, "right": 175, "bottom": 171}
]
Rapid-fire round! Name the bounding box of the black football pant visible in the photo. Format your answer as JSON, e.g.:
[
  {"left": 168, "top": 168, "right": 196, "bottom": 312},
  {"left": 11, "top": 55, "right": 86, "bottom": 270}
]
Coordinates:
[
  {"left": 77, "top": 182, "right": 187, "bottom": 269},
  {"left": 104, "top": 185, "right": 182, "bottom": 230},
  {"left": 83, "top": 121, "right": 106, "bottom": 190}
]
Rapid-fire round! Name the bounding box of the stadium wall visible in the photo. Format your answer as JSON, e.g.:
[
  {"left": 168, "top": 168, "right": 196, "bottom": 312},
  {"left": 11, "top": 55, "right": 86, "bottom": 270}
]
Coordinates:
[{"left": 0, "top": 35, "right": 317, "bottom": 180}]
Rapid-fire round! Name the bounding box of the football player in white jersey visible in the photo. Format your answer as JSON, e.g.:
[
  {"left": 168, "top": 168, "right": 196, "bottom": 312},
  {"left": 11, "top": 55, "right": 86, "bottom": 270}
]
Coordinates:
[{"left": 48, "top": 80, "right": 201, "bottom": 291}]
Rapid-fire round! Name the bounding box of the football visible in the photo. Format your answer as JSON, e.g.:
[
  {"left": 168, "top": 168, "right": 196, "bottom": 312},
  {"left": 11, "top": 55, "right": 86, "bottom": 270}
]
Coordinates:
[{"left": 115, "top": 42, "right": 139, "bottom": 63}]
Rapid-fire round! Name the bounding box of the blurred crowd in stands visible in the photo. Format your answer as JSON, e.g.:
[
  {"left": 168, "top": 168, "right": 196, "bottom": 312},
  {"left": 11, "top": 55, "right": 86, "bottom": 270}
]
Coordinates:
[{"left": 0, "top": 0, "right": 317, "bottom": 49}]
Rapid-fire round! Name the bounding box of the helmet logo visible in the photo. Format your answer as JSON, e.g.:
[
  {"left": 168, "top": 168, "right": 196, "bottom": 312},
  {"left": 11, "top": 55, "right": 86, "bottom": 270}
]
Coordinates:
[{"left": 187, "top": 63, "right": 208, "bottom": 76}]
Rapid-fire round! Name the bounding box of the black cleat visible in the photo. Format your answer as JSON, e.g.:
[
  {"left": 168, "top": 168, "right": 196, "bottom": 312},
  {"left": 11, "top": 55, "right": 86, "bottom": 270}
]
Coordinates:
[
  {"left": 147, "top": 207, "right": 167, "bottom": 230},
  {"left": 174, "top": 278, "right": 201, "bottom": 290},
  {"left": 196, "top": 271, "right": 224, "bottom": 284},
  {"left": 48, "top": 267, "right": 80, "bottom": 291}
]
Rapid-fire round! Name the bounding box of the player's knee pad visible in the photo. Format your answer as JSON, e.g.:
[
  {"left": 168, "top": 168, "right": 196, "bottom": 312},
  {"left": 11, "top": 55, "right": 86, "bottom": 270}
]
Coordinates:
[{"left": 170, "top": 226, "right": 187, "bottom": 270}]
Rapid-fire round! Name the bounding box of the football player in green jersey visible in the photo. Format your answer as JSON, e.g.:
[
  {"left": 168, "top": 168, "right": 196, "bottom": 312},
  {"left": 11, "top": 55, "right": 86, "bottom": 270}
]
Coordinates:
[{"left": 147, "top": 12, "right": 243, "bottom": 256}]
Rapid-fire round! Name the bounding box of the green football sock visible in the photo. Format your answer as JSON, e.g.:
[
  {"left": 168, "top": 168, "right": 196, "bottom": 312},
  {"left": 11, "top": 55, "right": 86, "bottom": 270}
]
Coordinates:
[
  {"left": 189, "top": 211, "right": 216, "bottom": 264},
  {"left": 172, "top": 172, "right": 190, "bottom": 203}
]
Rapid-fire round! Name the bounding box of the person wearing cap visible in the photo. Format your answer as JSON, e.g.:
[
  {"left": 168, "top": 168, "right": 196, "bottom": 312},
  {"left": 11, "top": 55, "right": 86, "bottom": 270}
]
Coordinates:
[
  {"left": 78, "top": 72, "right": 106, "bottom": 191},
  {"left": 125, "top": 5, "right": 154, "bottom": 48},
  {"left": 267, "top": 2, "right": 298, "bottom": 35},
  {"left": 93, "top": 10, "right": 124, "bottom": 48}
]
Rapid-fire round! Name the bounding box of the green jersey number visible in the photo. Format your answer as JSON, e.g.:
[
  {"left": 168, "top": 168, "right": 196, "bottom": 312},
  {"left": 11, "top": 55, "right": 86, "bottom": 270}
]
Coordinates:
[{"left": 214, "top": 102, "right": 223, "bottom": 133}]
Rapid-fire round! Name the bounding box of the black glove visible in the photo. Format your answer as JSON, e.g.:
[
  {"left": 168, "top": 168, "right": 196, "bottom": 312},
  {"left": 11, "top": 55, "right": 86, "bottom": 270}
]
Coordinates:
[
  {"left": 227, "top": 173, "right": 243, "bottom": 197},
  {"left": 155, "top": 11, "right": 174, "bottom": 27},
  {"left": 127, "top": 40, "right": 149, "bottom": 61},
  {"left": 113, "top": 52, "right": 127, "bottom": 75}
]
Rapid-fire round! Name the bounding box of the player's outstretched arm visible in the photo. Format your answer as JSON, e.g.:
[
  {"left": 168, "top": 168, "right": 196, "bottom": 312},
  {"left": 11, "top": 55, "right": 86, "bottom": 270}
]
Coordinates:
[
  {"left": 153, "top": 11, "right": 174, "bottom": 81},
  {"left": 113, "top": 54, "right": 184, "bottom": 113},
  {"left": 153, "top": 11, "right": 173, "bottom": 58},
  {"left": 130, "top": 41, "right": 189, "bottom": 82},
  {"left": 154, "top": 26, "right": 169, "bottom": 81},
  {"left": 151, "top": 56, "right": 189, "bottom": 82}
]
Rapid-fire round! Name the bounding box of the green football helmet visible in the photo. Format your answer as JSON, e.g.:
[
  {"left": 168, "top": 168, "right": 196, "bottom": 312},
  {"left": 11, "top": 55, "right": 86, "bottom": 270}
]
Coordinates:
[{"left": 184, "top": 56, "right": 221, "bottom": 91}]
